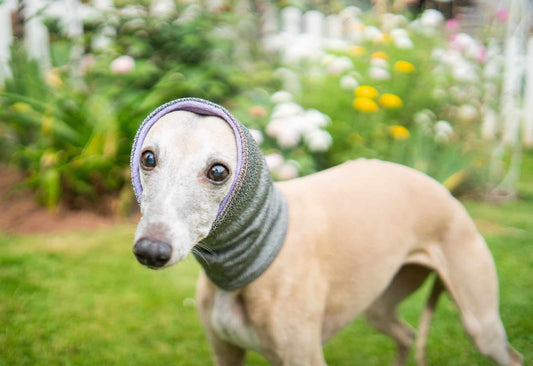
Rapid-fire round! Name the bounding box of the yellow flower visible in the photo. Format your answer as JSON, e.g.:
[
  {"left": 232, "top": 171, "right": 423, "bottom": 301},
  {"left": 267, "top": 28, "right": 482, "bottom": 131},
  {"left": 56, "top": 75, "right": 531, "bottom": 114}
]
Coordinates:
[
  {"left": 353, "top": 97, "right": 379, "bottom": 113},
  {"left": 355, "top": 85, "right": 379, "bottom": 99},
  {"left": 348, "top": 45, "right": 366, "bottom": 57},
  {"left": 44, "top": 69, "right": 63, "bottom": 87},
  {"left": 11, "top": 102, "right": 32, "bottom": 113},
  {"left": 389, "top": 125, "right": 410, "bottom": 140},
  {"left": 379, "top": 94, "right": 403, "bottom": 108},
  {"left": 350, "top": 24, "right": 366, "bottom": 32},
  {"left": 371, "top": 51, "right": 388, "bottom": 60},
  {"left": 394, "top": 60, "right": 416, "bottom": 73}
]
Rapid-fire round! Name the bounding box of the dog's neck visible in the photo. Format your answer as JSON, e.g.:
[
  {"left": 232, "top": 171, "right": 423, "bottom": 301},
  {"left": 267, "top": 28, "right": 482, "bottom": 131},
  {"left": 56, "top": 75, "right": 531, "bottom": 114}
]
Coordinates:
[{"left": 195, "top": 127, "right": 289, "bottom": 291}]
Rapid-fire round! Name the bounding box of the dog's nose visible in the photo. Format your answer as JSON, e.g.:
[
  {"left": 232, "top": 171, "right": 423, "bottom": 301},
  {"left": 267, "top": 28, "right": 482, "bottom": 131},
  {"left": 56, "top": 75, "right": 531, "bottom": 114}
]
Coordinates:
[{"left": 133, "top": 238, "right": 172, "bottom": 268}]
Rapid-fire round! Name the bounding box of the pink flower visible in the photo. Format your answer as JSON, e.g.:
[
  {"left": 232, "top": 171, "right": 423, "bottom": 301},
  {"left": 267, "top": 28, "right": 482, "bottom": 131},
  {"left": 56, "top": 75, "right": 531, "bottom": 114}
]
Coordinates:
[
  {"left": 445, "top": 18, "right": 460, "bottom": 33},
  {"left": 476, "top": 46, "right": 488, "bottom": 63},
  {"left": 265, "top": 153, "right": 284, "bottom": 171},
  {"left": 80, "top": 54, "right": 96, "bottom": 74},
  {"left": 277, "top": 163, "right": 299, "bottom": 180},
  {"left": 496, "top": 9, "right": 508, "bottom": 23},
  {"left": 110, "top": 55, "right": 135, "bottom": 74}
]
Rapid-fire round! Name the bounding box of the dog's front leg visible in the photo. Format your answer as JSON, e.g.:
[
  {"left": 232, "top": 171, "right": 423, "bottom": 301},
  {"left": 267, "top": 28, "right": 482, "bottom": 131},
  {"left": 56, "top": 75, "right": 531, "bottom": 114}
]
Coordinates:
[
  {"left": 202, "top": 325, "right": 246, "bottom": 366},
  {"left": 196, "top": 275, "right": 246, "bottom": 366},
  {"left": 246, "top": 274, "right": 329, "bottom": 366}
]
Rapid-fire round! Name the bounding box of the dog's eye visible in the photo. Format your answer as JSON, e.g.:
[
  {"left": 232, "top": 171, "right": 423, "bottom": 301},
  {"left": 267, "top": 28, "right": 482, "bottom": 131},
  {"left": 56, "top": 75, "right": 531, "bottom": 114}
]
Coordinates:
[
  {"left": 141, "top": 150, "right": 156, "bottom": 170},
  {"left": 207, "top": 164, "right": 229, "bottom": 183}
]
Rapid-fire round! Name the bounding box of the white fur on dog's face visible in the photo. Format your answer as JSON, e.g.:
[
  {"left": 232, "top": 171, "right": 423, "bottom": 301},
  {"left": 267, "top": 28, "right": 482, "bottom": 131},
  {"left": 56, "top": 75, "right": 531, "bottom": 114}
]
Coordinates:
[{"left": 134, "top": 111, "right": 238, "bottom": 267}]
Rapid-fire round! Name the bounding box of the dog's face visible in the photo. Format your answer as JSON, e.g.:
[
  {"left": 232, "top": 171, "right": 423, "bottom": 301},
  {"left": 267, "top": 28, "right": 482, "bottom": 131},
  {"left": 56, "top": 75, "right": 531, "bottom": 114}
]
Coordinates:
[{"left": 133, "top": 111, "right": 237, "bottom": 269}]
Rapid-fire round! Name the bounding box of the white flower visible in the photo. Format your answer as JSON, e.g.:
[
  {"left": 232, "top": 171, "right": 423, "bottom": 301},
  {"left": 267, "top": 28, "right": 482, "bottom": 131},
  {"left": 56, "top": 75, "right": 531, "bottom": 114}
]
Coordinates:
[
  {"left": 431, "top": 48, "right": 447, "bottom": 62},
  {"left": 305, "top": 129, "right": 333, "bottom": 152},
  {"left": 271, "top": 102, "right": 303, "bottom": 119},
  {"left": 277, "top": 162, "right": 299, "bottom": 180},
  {"left": 340, "top": 75, "right": 359, "bottom": 90},
  {"left": 390, "top": 28, "right": 409, "bottom": 40},
  {"left": 394, "top": 36, "right": 414, "bottom": 49},
  {"left": 435, "top": 120, "right": 453, "bottom": 136},
  {"left": 407, "top": 19, "right": 421, "bottom": 32},
  {"left": 457, "top": 104, "right": 478, "bottom": 122},
  {"left": 414, "top": 111, "right": 433, "bottom": 125},
  {"left": 276, "top": 127, "right": 301, "bottom": 149},
  {"left": 304, "top": 109, "right": 331, "bottom": 128},
  {"left": 265, "top": 153, "right": 284, "bottom": 171},
  {"left": 271, "top": 91, "right": 293, "bottom": 104},
  {"left": 92, "top": 34, "right": 112, "bottom": 50},
  {"left": 120, "top": 5, "right": 146, "bottom": 17},
  {"left": 266, "top": 119, "right": 283, "bottom": 138},
  {"left": 370, "top": 57, "right": 389, "bottom": 68},
  {"left": 432, "top": 88, "right": 447, "bottom": 99},
  {"left": 452, "top": 64, "right": 478, "bottom": 83},
  {"left": 364, "top": 26, "right": 382, "bottom": 41},
  {"left": 451, "top": 33, "right": 476, "bottom": 52},
  {"left": 150, "top": 0, "right": 175, "bottom": 17},
  {"left": 369, "top": 67, "right": 391, "bottom": 80},
  {"left": 340, "top": 6, "right": 362, "bottom": 19},
  {"left": 249, "top": 129, "right": 264, "bottom": 145},
  {"left": 110, "top": 55, "right": 135, "bottom": 74},
  {"left": 420, "top": 9, "right": 444, "bottom": 28},
  {"left": 414, "top": 109, "right": 435, "bottom": 134},
  {"left": 326, "top": 56, "right": 354, "bottom": 75},
  {"left": 434, "top": 130, "right": 450, "bottom": 144}
]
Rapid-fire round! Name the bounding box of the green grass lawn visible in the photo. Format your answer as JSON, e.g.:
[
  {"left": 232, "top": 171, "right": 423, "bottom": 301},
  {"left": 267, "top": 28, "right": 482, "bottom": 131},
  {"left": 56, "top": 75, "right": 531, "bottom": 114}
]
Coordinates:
[{"left": 1, "top": 156, "right": 532, "bottom": 365}]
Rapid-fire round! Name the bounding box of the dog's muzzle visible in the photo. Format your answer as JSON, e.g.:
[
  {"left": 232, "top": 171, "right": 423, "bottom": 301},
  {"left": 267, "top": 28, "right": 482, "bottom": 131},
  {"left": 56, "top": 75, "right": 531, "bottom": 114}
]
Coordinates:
[{"left": 133, "top": 238, "right": 172, "bottom": 268}]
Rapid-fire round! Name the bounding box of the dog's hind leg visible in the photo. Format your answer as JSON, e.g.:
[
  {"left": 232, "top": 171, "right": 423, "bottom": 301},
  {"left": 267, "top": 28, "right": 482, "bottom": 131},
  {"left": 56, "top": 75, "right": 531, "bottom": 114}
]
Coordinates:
[
  {"left": 432, "top": 222, "right": 523, "bottom": 366},
  {"left": 365, "top": 264, "right": 432, "bottom": 366},
  {"left": 415, "top": 276, "right": 444, "bottom": 366}
]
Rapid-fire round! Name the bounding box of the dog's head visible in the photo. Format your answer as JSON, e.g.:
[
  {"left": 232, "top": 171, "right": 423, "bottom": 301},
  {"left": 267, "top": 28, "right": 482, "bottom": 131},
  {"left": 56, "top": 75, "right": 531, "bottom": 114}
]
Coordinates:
[{"left": 130, "top": 100, "right": 241, "bottom": 269}]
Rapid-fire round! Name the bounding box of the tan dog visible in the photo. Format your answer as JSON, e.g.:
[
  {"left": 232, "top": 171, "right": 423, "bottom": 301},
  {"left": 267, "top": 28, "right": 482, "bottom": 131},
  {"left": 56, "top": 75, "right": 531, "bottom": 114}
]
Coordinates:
[{"left": 132, "top": 109, "right": 522, "bottom": 366}]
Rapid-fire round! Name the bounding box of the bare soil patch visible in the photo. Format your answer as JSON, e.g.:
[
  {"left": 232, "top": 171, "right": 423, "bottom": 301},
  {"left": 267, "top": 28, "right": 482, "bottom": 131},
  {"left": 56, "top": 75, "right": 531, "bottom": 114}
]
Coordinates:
[{"left": 0, "top": 165, "right": 138, "bottom": 235}]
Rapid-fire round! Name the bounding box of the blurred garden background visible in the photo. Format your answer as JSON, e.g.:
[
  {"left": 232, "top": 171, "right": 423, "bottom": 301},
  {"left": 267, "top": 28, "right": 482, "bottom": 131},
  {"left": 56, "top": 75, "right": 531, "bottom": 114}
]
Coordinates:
[{"left": 0, "top": 0, "right": 532, "bottom": 364}]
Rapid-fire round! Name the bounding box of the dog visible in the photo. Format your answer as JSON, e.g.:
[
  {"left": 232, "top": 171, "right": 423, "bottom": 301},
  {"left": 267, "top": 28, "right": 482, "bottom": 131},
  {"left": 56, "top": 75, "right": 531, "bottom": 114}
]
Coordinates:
[{"left": 130, "top": 98, "right": 522, "bottom": 366}]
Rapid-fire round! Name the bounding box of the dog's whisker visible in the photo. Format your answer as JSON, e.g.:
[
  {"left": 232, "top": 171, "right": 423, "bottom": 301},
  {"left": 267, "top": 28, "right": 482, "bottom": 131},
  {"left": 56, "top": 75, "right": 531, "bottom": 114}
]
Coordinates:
[
  {"left": 196, "top": 241, "right": 214, "bottom": 254},
  {"left": 192, "top": 247, "right": 210, "bottom": 268}
]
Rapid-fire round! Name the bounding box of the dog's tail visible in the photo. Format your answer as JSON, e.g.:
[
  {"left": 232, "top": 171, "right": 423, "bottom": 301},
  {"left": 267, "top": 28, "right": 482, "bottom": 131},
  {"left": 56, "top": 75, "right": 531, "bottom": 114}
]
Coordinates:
[{"left": 415, "top": 276, "right": 445, "bottom": 366}]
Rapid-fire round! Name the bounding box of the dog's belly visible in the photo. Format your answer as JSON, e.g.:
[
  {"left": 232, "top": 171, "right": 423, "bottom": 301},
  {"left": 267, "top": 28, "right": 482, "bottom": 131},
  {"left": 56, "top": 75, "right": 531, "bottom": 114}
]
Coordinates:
[{"left": 210, "top": 290, "right": 261, "bottom": 352}]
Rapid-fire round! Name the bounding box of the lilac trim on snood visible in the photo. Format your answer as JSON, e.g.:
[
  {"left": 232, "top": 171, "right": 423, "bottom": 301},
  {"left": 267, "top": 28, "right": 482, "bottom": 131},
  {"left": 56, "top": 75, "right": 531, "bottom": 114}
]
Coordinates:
[{"left": 130, "top": 98, "right": 243, "bottom": 216}]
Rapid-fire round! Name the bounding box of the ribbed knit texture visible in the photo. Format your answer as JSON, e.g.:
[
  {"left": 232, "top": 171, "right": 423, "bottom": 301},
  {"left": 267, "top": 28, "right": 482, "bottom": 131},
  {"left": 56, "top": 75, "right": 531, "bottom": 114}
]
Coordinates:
[{"left": 131, "top": 98, "right": 288, "bottom": 290}]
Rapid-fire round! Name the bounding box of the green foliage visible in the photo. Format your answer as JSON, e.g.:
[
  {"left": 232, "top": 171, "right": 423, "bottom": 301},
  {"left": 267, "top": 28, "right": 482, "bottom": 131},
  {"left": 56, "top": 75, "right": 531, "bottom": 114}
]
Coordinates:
[{"left": 0, "top": 4, "right": 274, "bottom": 210}]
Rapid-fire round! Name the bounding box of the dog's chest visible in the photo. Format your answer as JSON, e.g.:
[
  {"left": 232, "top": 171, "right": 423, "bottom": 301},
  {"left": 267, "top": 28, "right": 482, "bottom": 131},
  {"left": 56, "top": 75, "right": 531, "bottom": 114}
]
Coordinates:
[{"left": 210, "top": 290, "right": 260, "bottom": 351}]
